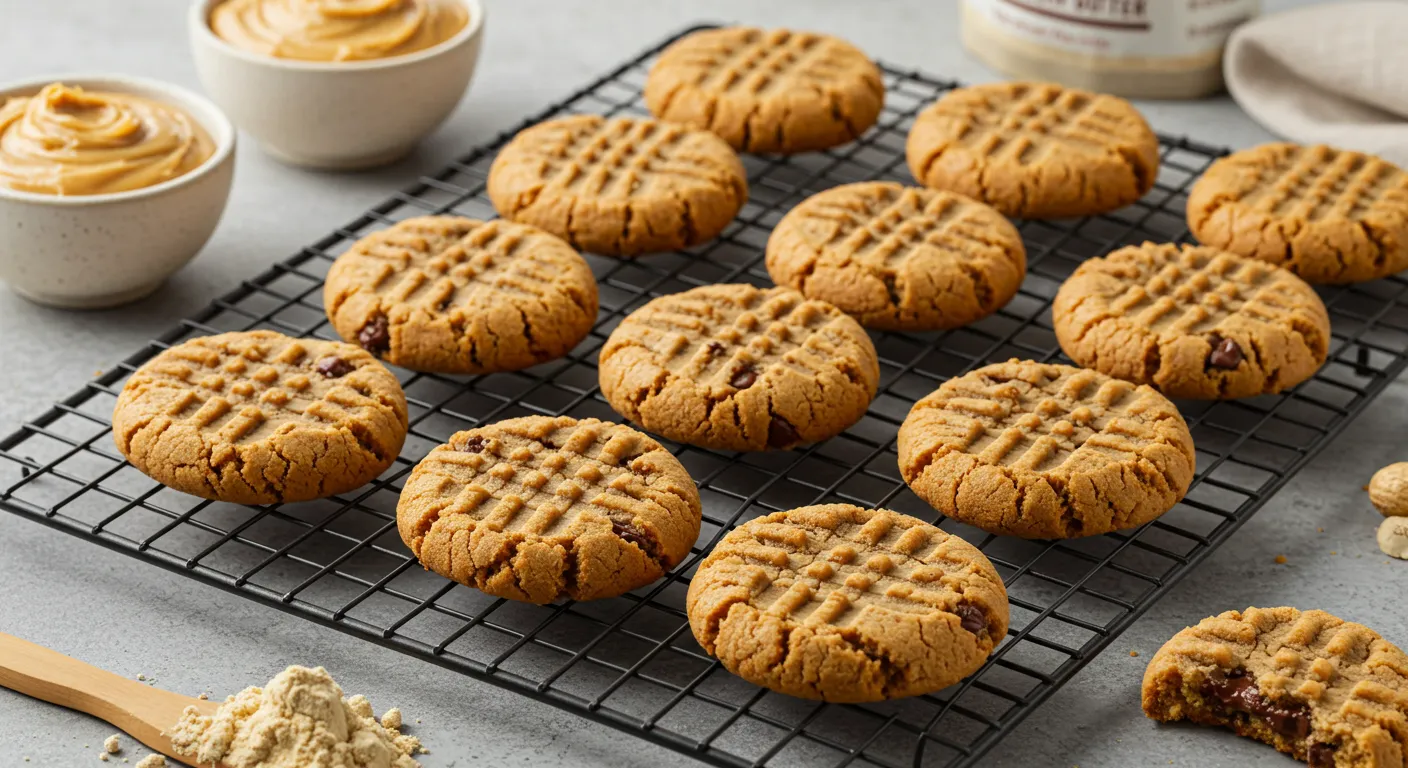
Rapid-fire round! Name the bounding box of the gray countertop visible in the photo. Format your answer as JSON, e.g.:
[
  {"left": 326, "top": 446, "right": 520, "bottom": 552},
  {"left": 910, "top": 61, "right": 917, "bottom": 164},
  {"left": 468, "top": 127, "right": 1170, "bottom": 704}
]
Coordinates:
[{"left": 2, "top": 1, "right": 1402, "bottom": 766}]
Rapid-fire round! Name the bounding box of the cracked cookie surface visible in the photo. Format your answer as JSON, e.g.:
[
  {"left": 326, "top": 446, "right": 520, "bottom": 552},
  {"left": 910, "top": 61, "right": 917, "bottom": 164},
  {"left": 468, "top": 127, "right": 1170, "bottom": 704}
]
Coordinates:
[
  {"left": 324, "top": 216, "right": 598, "bottom": 374},
  {"left": 643, "top": 26, "right": 884, "bottom": 154},
  {"left": 897, "top": 360, "right": 1195, "bottom": 539},
  {"left": 486, "top": 115, "right": 748, "bottom": 256},
  {"left": 396, "top": 416, "right": 701, "bottom": 604},
  {"left": 905, "top": 81, "right": 1160, "bottom": 219},
  {"left": 113, "top": 331, "right": 409, "bottom": 504},
  {"left": 1143, "top": 607, "right": 1408, "bottom": 768},
  {"left": 766, "top": 182, "right": 1026, "bottom": 331},
  {"left": 598, "top": 284, "right": 879, "bottom": 451},
  {"left": 1053, "top": 242, "right": 1331, "bottom": 399},
  {"left": 1187, "top": 143, "right": 1408, "bottom": 284},
  {"left": 686, "top": 503, "right": 1009, "bottom": 702}
]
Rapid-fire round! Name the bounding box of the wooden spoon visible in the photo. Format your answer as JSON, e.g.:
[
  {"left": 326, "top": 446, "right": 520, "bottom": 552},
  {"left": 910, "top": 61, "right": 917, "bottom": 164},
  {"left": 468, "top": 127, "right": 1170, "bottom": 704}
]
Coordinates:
[{"left": 0, "top": 632, "right": 221, "bottom": 767}]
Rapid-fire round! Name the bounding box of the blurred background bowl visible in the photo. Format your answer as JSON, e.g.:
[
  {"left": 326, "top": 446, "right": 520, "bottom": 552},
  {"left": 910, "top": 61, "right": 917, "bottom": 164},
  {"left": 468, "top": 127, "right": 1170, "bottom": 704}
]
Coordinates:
[{"left": 189, "top": 0, "right": 485, "bottom": 170}]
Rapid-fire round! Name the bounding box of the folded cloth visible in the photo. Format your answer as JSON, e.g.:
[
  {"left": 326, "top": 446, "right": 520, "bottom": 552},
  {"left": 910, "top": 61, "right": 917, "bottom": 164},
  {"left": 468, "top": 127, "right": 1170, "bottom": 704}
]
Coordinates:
[{"left": 1224, "top": 1, "right": 1408, "bottom": 164}]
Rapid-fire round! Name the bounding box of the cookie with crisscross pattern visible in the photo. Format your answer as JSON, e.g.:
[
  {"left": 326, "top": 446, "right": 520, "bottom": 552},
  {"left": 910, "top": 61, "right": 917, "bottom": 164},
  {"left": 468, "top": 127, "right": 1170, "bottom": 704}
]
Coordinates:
[
  {"left": 906, "top": 81, "right": 1160, "bottom": 219},
  {"left": 397, "top": 416, "right": 701, "bottom": 603},
  {"left": 687, "top": 503, "right": 1009, "bottom": 701},
  {"left": 1188, "top": 143, "right": 1408, "bottom": 284},
  {"left": 598, "top": 284, "right": 879, "bottom": 451},
  {"left": 487, "top": 115, "right": 748, "bottom": 256},
  {"left": 644, "top": 27, "right": 885, "bottom": 154},
  {"left": 1143, "top": 607, "right": 1408, "bottom": 768},
  {"left": 766, "top": 182, "right": 1026, "bottom": 330},
  {"left": 113, "top": 331, "right": 408, "bottom": 504},
  {"left": 897, "top": 360, "right": 1195, "bottom": 539},
  {"left": 1054, "top": 242, "right": 1330, "bottom": 399},
  {"left": 324, "top": 216, "right": 598, "bottom": 374}
]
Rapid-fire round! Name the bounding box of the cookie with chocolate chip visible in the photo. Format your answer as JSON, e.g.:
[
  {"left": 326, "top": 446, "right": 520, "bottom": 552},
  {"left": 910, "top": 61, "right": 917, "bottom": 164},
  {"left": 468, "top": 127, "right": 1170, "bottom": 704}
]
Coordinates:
[
  {"left": 1052, "top": 242, "right": 1331, "bottom": 399},
  {"left": 597, "top": 284, "right": 880, "bottom": 451},
  {"left": 397, "top": 416, "right": 701, "bottom": 603},
  {"left": 686, "top": 504, "right": 1009, "bottom": 702},
  {"left": 324, "top": 216, "right": 598, "bottom": 374},
  {"left": 113, "top": 331, "right": 408, "bottom": 504},
  {"left": 1143, "top": 607, "right": 1408, "bottom": 768}
]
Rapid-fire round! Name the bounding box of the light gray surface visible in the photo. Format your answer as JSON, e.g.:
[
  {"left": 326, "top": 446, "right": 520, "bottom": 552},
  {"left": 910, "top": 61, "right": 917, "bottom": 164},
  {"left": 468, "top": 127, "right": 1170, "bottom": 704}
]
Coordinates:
[{"left": 1, "top": 1, "right": 1402, "bottom": 766}]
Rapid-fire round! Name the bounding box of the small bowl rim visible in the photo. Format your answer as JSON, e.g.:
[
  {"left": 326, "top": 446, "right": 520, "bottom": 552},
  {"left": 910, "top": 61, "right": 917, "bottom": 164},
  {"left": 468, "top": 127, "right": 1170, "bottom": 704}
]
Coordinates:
[
  {"left": 190, "top": 0, "right": 485, "bottom": 72},
  {"left": 0, "top": 73, "right": 236, "bottom": 207}
]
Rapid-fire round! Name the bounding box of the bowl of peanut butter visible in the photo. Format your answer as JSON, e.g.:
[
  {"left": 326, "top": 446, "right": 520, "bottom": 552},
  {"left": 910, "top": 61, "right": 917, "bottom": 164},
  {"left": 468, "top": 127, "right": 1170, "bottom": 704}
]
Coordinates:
[
  {"left": 0, "top": 75, "right": 236, "bottom": 309},
  {"left": 190, "top": 0, "right": 484, "bottom": 169}
]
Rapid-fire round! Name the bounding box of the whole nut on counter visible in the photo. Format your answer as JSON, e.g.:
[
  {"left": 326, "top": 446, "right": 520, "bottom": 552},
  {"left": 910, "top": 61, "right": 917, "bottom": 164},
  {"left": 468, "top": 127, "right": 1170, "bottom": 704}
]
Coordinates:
[
  {"left": 1379, "top": 517, "right": 1408, "bottom": 560},
  {"left": 1368, "top": 462, "right": 1408, "bottom": 517}
]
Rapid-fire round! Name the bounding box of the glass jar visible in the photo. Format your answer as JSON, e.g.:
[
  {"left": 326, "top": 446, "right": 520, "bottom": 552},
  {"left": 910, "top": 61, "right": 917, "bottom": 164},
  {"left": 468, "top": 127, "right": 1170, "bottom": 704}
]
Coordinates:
[{"left": 961, "top": 0, "right": 1261, "bottom": 99}]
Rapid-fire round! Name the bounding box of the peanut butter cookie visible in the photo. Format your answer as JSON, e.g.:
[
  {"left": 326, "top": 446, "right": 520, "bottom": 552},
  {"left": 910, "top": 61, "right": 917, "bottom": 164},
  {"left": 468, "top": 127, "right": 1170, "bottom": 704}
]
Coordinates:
[
  {"left": 686, "top": 504, "right": 1009, "bottom": 702},
  {"left": 598, "top": 284, "right": 879, "bottom": 451},
  {"left": 113, "top": 331, "right": 408, "bottom": 505},
  {"left": 766, "top": 182, "right": 1026, "bottom": 331},
  {"left": 1143, "top": 607, "right": 1408, "bottom": 768},
  {"left": 1187, "top": 143, "right": 1408, "bottom": 284},
  {"left": 897, "top": 360, "right": 1195, "bottom": 539},
  {"left": 1053, "top": 242, "right": 1331, "bottom": 399},
  {"left": 906, "top": 82, "right": 1160, "bottom": 219},
  {"left": 323, "top": 216, "right": 598, "bottom": 374},
  {"left": 487, "top": 115, "right": 748, "bottom": 256},
  {"left": 397, "top": 416, "right": 701, "bottom": 604},
  {"left": 643, "top": 27, "right": 885, "bottom": 154}
]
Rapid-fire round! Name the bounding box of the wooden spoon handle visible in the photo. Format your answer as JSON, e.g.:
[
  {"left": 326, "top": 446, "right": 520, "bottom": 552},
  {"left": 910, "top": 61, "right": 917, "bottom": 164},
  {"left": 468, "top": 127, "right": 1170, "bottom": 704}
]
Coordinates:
[{"left": 0, "top": 631, "right": 215, "bottom": 763}]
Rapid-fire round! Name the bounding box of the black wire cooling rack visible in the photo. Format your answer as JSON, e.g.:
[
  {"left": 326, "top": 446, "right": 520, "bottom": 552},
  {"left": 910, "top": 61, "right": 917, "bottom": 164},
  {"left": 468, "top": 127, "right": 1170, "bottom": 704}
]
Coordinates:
[{"left": 4, "top": 24, "right": 1408, "bottom": 768}]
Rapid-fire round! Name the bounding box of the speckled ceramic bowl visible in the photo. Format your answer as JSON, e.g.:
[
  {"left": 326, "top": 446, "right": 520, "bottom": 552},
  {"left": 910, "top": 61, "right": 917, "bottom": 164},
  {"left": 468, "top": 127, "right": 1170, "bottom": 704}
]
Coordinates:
[
  {"left": 190, "top": 0, "right": 484, "bottom": 169},
  {"left": 0, "top": 74, "right": 235, "bottom": 309}
]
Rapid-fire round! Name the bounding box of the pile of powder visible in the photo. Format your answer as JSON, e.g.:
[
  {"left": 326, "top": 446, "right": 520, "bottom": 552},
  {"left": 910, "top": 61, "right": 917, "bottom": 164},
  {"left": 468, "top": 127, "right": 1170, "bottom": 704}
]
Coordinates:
[{"left": 167, "top": 666, "right": 423, "bottom": 768}]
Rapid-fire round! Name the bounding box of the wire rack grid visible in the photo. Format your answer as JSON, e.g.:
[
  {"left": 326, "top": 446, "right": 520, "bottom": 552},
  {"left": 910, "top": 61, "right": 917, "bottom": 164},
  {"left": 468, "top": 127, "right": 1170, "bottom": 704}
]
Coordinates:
[{"left": 5, "top": 24, "right": 1408, "bottom": 768}]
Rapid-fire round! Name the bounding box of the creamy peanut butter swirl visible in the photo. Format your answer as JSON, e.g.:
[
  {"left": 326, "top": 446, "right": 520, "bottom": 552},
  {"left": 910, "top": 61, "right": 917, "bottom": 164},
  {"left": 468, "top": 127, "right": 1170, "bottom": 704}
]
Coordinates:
[
  {"left": 0, "top": 84, "right": 216, "bottom": 196},
  {"left": 211, "top": 0, "right": 470, "bottom": 62}
]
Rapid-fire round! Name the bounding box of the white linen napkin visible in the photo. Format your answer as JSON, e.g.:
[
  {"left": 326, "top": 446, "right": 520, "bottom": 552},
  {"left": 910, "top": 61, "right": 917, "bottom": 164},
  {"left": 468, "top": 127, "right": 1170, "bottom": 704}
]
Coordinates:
[{"left": 1224, "top": 1, "right": 1408, "bottom": 163}]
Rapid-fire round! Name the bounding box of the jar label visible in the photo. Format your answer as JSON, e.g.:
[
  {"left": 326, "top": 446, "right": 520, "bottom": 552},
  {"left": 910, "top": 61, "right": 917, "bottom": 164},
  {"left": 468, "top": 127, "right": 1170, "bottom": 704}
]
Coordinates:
[{"left": 964, "top": 0, "right": 1259, "bottom": 59}]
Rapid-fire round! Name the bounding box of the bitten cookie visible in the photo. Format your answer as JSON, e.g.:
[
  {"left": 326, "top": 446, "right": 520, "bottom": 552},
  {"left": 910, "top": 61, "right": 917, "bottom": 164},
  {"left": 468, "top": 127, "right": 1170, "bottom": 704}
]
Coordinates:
[
  {"left": 598, "top": 284, "right": 879, "bottom": 451},
  {"left": 397, "top": 416, "right": 701, "bottom": 604},
  {"left": 643, "top": 27, "right": 885, "bottom": 154},
  {"left": 897, "top": 360, "right": 1195, "bottom": 539},
  {"left": 1187, "top": 143, "right": 1408, "bottom": 284},
  {"left": 113, "top": 331, "right": 409, "bottom": 505},
  {"left": 1053, "top": 242, "right": 1331, "bottom": 399},
  {"left": 686, "top": 504, "right": 1009, "bottom": 702},
  {"left": 1142, "top": 607, "right": 1408, "bottom": 768},
  {"left": 766, "top": 182, "right": 1026, "bottom": 331},
  {"left": 487, "top": 115, "right": 748, "bottom": 256},
  {"left": 906, "top": 82, "right": 1160, "bottom": 219},
  {"left": 323, "top": 216, "right": 598, "bottom": 374}
]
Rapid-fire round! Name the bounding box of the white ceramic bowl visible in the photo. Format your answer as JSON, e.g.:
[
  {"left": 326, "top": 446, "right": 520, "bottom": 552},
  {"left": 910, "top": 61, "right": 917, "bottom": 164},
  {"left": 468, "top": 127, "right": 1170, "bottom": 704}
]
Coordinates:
[
  {"left": 0, "top": 74, "right": 236, "bottom": 309},
  {"left": 189, "top": 0, "right": 485, "bottom": 169}
]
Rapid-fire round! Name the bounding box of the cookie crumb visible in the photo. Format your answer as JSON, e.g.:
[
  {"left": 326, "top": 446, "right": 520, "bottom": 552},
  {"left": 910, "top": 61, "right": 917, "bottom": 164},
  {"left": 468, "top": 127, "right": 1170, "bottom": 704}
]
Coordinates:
[
  {"left": 136, "top": 674, "right": 146, "bottom": 681},
  {"left": 1129, "top": 650, "right": 1139, "bottom": 657},
  {"left": 1274, "top": 555, "right": 1288, "bottom": 564},
  {"left": 99, "top": 755, "right": 109, "bottom": 762},
  {"left": 1330, "top": 551, "right": 1338, "bottom": 556},
  {"left": 104, "top": 735, "right": 121, "bottom": 754},
  {"left": 381, "top": 707, "right": 402, "bottom": 731},
  {"left": 133, "top": 757, "right": 164, "bottom": 768},
  {"left": 197, "top": 692, "right": 208, "bottom": 700},
  {"left": 1318, "top": 527, "right": 1325, "bottom": 533}
]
